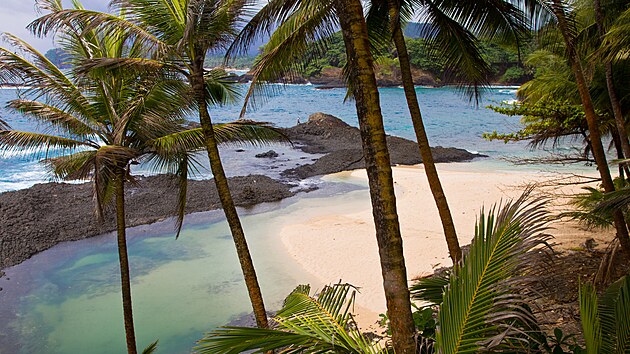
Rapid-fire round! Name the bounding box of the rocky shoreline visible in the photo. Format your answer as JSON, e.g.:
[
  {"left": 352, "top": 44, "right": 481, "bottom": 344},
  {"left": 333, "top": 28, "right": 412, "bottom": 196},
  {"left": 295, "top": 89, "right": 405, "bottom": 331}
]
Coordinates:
[{"left": 0, "top": 113, "right": 483, "bottom": 270}]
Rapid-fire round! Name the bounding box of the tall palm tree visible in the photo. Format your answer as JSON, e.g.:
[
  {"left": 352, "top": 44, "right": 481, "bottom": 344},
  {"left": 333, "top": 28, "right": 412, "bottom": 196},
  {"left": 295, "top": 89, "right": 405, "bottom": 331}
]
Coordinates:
[
  {"left": 366, "top": 0, "right": 547, "bottom": 262},
  {"left": 593, "top": 0, "right": 630, "bottom": 161},
  {"left": 228, "top": 0, "right": 418, "bottom": 351},
  {"left": 0, "top": 2, "right": 286, "bottom": 353},
  {"left": 548, "top": 0, "right": 630, "bottom": 255},
  {"left": 333, "top": 0, "right": 417, "bottom": 351},
  {"left": 28, "top": 0, "right": 275, "bottom": 329}
]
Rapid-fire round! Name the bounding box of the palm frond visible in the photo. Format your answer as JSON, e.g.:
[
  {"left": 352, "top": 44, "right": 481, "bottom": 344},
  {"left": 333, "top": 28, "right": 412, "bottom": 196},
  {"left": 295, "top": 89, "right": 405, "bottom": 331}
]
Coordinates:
[
  {"left": 28, "top": 8, "right": 168, "bottom": 55},
  {"left": 7, "top": 99, "right": 96, "bottom": 137},
  {"left": 205, "top": 69, "right": 240, "bottom": 106},
  {"left": 411, "top": 271, "right": 451, "bottom": 306},
  {"left": 0, "top": 35, "right": 95, "bottom": 120},
  {"left": 579, "top": 275, "right": 630, "bottom": 353},
  {"left": 141, "top": 340, "right": 159, "bottom": 354},
  {"left": 45, "top": 150, "right": 97, "bottom": 181},
  {"left": 237, "top": 0, "right": 337, "bottom": 116},
  {"left": 422, "top": 0, "right": 491, "bottom": 101},
  {"left": 196, "top": 283, "right": 384, "bottom": 353},
  {"left": 435, "top": 189, "right": 551, "bottom": 353},
  {"left": 213, "top": 121, "right": 290, "bottom": 147},
  {"left": 579, "top": 282, "right": 602, "bottom": 354},
  {"left": 225, "top": 0, "right": 301, "bottom": 59},
  {"left": 601, "top": 7, "right": 630, "bottom": 62},
  {"left": 0, "top": 130, "right": 92, "bottom": 157}
]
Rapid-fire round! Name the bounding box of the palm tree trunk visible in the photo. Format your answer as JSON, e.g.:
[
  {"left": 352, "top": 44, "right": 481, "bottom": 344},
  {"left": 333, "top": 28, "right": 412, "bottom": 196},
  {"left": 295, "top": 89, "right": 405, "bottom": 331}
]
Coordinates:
[
  {"left": 191, "top": 57, "right": 269, "bottom": 329},
  {"left": 115, "top": 170, "right": 138, "bottom": 354},
  {"left": 388, "top": 0, "right": 462, "bottom": 263},
  {"left": 552, "top": 0, "right": 630, "bottom": 255},
  {"left": 333, "top": 0, "right": 416, "bottom": 352},
  {"left": 594, "top": 0, "right": 630, "bottom": 160}
]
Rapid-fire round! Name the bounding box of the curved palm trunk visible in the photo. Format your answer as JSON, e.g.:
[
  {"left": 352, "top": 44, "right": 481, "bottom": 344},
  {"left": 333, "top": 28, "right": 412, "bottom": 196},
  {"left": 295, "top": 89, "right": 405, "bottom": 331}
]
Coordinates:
[
  {"left": 191, "top": 58, "right": 269, "bottom": 329},
  {"left": 552, "top": 1, "right": 630, "bottom": 255},
  {"left": 115, "top": 171, "right": 138, "bottom": 354},
  {"left": 594, "top": 0, "right": 630, "bottom": 161},
  {"left": 388, "top": 1, "right": 462, "bottom": 263},
  {"left": 333, "top": 0, "right": 416, "bottom": 352}
]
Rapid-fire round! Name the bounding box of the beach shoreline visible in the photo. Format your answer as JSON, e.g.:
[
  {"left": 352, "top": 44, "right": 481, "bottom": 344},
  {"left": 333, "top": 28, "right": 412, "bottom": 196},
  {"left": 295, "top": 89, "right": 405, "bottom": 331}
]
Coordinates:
[{"left": 276, "top": 162, "right": 613, "bottom": 327}]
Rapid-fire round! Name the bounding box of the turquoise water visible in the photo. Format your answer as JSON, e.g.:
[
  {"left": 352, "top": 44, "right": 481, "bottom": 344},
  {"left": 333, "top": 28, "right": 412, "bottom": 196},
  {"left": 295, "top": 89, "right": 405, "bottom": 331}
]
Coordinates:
[
  {"left": 1, "top": 187, "right": 371, "bottom": 354},
  {"left": 0, "top": 85, "right": 574, "bottom": 192}
]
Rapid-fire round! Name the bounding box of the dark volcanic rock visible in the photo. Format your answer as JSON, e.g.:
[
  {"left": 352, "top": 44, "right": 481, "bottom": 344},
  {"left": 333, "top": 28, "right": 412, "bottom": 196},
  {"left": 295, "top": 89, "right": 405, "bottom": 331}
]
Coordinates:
[
  {"left": 0, "top": 175, "right": 293, "bottom": 268},
  {"left": 255, "top": 150, "right": 279, "bottom": 158},
  {"left": 1, "top": 112, "right": 483, "bottom": 270},
  {"left": 281, "top": 112, "right": 484, "bottom": 178}
]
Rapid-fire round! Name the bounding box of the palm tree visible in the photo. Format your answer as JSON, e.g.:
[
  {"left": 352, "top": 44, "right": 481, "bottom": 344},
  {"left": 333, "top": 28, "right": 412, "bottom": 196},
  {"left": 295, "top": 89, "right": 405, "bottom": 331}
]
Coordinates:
[
  {"left": 0, "top": 2, "right": 286, "bottom": 353},
  {"left": 333, "top": 1, "right": 417, "bottom": 351},
  {"left": 548, "top": 0, "right": 630, "bottom": 255},
  {"left": 367, "top": 0, "right": 547, "bottom": 262},
  {"left": 593, "top": 0, "right": 630, "bottom": 162},
  {"left": 332, "top": 1, "right": 418, "bottom": 351},
  {"left": 27, "top": 0, "right": 276, "bottom": 329}
]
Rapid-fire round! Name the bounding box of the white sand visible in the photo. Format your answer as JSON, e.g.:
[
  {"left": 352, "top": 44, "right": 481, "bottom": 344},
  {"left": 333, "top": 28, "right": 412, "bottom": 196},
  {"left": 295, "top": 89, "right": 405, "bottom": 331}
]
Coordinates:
[{"left": 279, "top": 162, "right": 613, "bottom": 322}]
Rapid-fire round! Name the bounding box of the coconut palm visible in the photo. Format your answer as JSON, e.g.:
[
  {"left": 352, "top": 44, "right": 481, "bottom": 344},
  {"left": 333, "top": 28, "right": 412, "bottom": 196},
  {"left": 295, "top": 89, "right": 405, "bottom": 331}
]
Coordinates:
[
  {"left": 27, "top": 0, "right": 276, "bottom": 329},
  {"left": 546, "top": 0, "right": 630, "bottom": 255},
  {"left": 198, "top": 191, "right": 551, "bottom": 353},
  {"left": 366, "top": 0, "right": 549, "bottom": 263},
  {"left": 0, "top": 2, "right": 285, "bottom": 353}
]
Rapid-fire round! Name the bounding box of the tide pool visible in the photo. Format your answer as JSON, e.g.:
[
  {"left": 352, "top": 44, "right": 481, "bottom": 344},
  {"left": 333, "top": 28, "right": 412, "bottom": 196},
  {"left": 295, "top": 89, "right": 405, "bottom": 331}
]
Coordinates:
[{"left": 0, "top": 184, "right": 371, "bottom": 354}]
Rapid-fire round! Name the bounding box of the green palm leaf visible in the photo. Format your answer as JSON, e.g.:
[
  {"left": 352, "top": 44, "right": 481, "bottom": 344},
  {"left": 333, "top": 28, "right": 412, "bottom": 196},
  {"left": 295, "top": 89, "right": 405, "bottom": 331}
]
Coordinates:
[
  {"left": 213, "top": 121, "right": 290, "bottom": 147},
  {"left": 580, "top": 275, "right": 630, "bottom": 353},
  {"left": 7, "top": 99, "right": 97, "bottom": 137},
  {"left": 196, "top": 283, "right": 384, "bottom": 353},
  {"left": 0, "top": 130, "right": 93, "bottom": 157},
  {"left": 435, "top": 190, "right": 551, "bottom": 353}
]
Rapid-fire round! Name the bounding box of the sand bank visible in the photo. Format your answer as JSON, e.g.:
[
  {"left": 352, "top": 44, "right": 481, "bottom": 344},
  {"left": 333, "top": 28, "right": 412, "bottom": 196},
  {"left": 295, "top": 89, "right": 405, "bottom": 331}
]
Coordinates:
[{"left": 279, "top": 162, "right": 612, "bottom": 320}]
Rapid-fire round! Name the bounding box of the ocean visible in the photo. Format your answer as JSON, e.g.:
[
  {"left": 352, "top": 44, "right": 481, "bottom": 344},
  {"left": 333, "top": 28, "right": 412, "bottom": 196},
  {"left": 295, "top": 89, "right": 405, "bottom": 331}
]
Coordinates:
[
  {"left": 0, "top": 85, "right": 590, "bottom": 354},
  {"left": 0, "top": 85, "right": 586, "bottom": 193}
]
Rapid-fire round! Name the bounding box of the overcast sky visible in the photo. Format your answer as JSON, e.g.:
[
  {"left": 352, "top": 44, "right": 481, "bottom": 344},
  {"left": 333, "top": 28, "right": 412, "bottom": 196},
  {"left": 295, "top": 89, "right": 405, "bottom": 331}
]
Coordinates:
[{"left": 0, "top": 0, "right": 109, "bottom": 53}]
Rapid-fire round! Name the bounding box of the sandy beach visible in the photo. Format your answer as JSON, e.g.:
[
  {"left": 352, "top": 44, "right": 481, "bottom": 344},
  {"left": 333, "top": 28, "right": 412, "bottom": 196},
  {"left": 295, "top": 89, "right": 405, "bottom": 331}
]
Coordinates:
[{"left": 279, "top": 161, "right": 614, "bottom": 326}]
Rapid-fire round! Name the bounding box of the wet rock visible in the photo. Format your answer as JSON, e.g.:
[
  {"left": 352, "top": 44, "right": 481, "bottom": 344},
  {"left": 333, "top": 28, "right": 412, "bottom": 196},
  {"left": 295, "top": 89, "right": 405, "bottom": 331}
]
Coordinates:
[
  {"left": 0, "top": 175, "right": 293, "bottom": 268},
  {"left": 255, "top": 150, "right": 279, "bottom": 158}
]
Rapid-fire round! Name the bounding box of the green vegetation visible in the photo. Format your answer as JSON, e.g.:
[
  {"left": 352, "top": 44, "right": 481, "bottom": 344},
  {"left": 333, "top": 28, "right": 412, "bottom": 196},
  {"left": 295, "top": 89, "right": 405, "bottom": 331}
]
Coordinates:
[{"left": 3, "top": 0, "right": 630, "bottom": 353}]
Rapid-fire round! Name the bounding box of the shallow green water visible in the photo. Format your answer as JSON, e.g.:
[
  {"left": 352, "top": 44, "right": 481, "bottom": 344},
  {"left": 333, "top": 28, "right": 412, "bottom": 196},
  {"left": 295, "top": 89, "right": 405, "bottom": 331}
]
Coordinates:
[{"left": 0, "top": 188, "right": 356, "bottom": 354}]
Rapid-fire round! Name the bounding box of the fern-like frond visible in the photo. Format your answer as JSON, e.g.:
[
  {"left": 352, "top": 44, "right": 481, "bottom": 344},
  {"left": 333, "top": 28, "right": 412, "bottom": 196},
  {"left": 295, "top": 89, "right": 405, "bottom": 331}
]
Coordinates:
[
  {"left": 0, "top": 130, "right": 93, "bottom": 157},
  {"left": 196, "top": 283, "right": 384, "bottom": 353},
  {"left": 435, "top": 190, "right": 551, "bottom": 353}
]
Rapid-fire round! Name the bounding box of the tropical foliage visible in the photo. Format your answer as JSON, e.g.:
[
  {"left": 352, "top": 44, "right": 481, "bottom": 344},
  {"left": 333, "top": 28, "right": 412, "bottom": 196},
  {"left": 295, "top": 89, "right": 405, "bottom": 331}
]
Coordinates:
[
  {"left": 579, "top": 274, "right": 630, "bottom": 353},
  {"left": 197, "top": 283, "right": 386, "bottom": 353},
  {"left": 412, "top": 190, "right": 551, "bottom": 353}
]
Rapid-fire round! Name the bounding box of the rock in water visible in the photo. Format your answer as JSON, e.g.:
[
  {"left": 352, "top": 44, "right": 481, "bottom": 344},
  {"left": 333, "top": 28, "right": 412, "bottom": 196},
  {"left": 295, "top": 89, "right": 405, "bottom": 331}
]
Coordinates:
[{"left": 255, "top": 150, "right": 279, "bottom": 158}]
